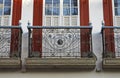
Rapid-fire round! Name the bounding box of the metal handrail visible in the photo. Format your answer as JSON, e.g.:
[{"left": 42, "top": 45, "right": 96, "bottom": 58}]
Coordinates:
[
  {"left": 0, "top": 26, "right": 21, "bottom": 29},
  {"left": 27, "top": 26, "right": 92, "bottom": 29}
]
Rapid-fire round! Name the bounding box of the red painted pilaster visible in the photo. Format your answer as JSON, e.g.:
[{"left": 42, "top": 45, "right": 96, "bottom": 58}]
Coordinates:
[
  {"left": 10, "top": 0, "right": 22, "bottom": 57},
  {"left": 103, "top": 0, "right": 115, "bottom": 57},
  {"left": 32, "top": 0, "right": 43, "bottom": 57},
  {"left": 80, "top": 0, "right": 90, "bottom": 57}
]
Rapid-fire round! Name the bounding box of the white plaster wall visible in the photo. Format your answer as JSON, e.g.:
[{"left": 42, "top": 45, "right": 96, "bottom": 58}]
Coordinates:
[
  {"left": 21, "top": 0, "right": 34, "bottom": 70},
  {"left": 89, "top": 0, "right": 103, "bottom": 71},
  {"left": 21, "top": 0, "right": 33, "bottom": 33}
]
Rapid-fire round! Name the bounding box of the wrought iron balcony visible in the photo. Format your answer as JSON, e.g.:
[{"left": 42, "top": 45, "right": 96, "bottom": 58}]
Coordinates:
[
  {"left": 102, "top": 26, "right": 120, "bottom": 69},
  {"left": 25, "top": 25, "right": 96, "bottom": 69},
  {"left": 0, "top": 26, "right": 22, "bottom": 68}
]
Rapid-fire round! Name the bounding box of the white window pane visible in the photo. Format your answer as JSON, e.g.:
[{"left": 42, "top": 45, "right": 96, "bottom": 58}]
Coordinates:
[
  {"left": 3, "top": 16, "right": 9, "bottom": 26},
  {"left": 46, "top": 17, "right": 51, "bottom": 26},
  {"left": 115, "top": 16, "right": 120, "bottom": 26},
  {"left": 71, "top": 16, "right": 77, "bottom": 26},
  {"left": 53, "top": 17, "right": 59, "bottom": 26},
  {"left": 64, "top": 17, "right": 70, "bottom": 26}
]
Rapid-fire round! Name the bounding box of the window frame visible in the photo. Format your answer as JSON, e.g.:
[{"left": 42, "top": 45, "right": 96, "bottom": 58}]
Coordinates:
[{"left": 43, "top": 0, "right": 80, "bottom": 26}]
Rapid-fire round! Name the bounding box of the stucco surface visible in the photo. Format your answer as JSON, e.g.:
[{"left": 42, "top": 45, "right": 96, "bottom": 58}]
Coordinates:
[{"left": 0, "top": 70, "right": 120, "bottom": 78}]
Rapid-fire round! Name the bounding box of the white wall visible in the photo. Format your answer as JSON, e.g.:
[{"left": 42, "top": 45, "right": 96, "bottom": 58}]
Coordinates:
[
  {"left": 21, "top": 0, "right": 34, "bottom": 70},
  {"left": 21, "top": 0, "right": 33, "bottom": 33},
  {"left": 89, "top": 0, "right": 103, "bottom": 70}
]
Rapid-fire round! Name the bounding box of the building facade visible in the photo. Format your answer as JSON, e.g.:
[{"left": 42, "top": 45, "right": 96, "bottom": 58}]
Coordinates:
[{"left": 0, "top": 0, "right": 120, "bottom": 70}]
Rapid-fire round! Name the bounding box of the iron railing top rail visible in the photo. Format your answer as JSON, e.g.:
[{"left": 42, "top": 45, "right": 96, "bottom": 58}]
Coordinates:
[
  {"left": 102, "top": 26, "right": 120, "bottom": 29},
  {"left": 101, "top": 26, "right": 120, "bottom": 33},
  {"left": 0, "top": 26, "right": 21, "bottom": 29},
  {"left": 27, "top": 26, "right": 93, "bottom": 29}
]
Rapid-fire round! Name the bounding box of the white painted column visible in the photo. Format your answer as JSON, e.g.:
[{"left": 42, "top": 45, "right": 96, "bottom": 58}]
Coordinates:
[
  {"left": 21, "top": 0, "right": 34, "bottom": 71},
  {"left": 89, "top": 0, "right": 103, "bottom": 71}
]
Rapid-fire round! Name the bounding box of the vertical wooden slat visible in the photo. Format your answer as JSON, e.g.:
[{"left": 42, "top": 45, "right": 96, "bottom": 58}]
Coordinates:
[
  {"left": 103, "top": 0, "right": 115, "bottom": 57},
  {"left": 10, "top": 0, "right": 22, "bottom": 57},
  {"left": 32, "top": 0, "right": 43, "bottom": 57},
  {"left": 80, "top": 0, "right": 90, "bottom": 57}
]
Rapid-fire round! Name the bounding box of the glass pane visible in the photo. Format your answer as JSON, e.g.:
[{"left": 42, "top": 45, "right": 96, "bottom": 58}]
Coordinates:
[
  {"left": 45, "top": 0, "right": 52, "bottom": 7},
  {"left": 71, "top": 8, "right": 78, "bottom": 15},
  {"left": 4, "top": 0, "right": 11, "bottom": 6},
  {"left": 45, "top": 8, "right": 52, "bottom": 15},
  {"left": 115, "top": 8, "right": 120, "bottom": 15},
  {"left": 0, "top": 8, "right": 2, "bottom": 15},
  {"left": 63, "top": 0, "right": 70, "bottom": 8},
  {"left": 4, "top": 7, "right": 11, "bottom": 15},
  {"left": 71, "top": 0, "right": 77, "bottom": 7},
  {"left": 0, "top": 0, "right": 3, "bottom": 4},
  {"left": 45, "top": 0, "right": 52, "bottom": 4},
  {"left": 53, "top": 8, "right": 59, "bottom": 15},
  {"left": 53, "top": 0, "right": 60, "bottom": 7},
  {"left": 63, "top": 8, "right": 70, "bottom": 15}
]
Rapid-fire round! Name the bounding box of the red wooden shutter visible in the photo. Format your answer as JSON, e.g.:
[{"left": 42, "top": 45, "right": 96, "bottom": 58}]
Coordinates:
[
  {"left": 80, "top": 0, "right": 90, "bottom": 57},
  {"left": 10, "top": 0, "right": 22, "bottom": 57},
  {"left": 103, "top": 0, "right": 115, "bottom": 57},
  {"left": 32, "top": 0, "right": 43, "bottom": 57}
]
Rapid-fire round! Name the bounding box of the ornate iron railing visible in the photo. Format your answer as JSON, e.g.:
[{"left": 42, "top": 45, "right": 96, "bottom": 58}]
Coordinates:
[
  {"left": 0, "top": 26, "right": 22, "bottom": 58},
  {"left": 102, "top": 26, "right": 120, "bottom": 58},
  {"left": 28, "top": 25, "right": 93, "bottom": 58}
]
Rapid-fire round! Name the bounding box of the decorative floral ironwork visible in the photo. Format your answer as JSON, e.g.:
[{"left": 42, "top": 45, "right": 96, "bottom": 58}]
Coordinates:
[
  {"left": 42, "top": 29, "right": 80, "bottom": 57},
  {"left": 0, "top": 29, "right": 11, "bottom": 57},
  {"left": 114, "top": 29, "right": 120, "bottom": 57}
]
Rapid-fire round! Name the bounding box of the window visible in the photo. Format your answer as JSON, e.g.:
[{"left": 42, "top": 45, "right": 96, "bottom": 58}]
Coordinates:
[
  {"left": 0, "top": 0, "right": 11, "bottom": 26},
  {"left": 45, "top": 0, "right": 60, "bottom": 15},
  {"left": 114, "top": 0, "right": 120, "bottom": 16},
  {"left": 63, "top": 0, "right": 78, "bottom": 15},
  {"left": 44, "top": 0, "right": 79, "bottom": 26}
]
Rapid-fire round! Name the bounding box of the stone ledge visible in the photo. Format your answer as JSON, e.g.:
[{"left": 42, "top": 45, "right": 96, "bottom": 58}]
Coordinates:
[
  {"left": 0, "top": 58, "right": 21, "bottom": 68},
  {"left": 103, "top": 58, "right": 120, "bottom": 69},
  {"left": 25, "top": 58, "right": 96, "bottom": 69}
]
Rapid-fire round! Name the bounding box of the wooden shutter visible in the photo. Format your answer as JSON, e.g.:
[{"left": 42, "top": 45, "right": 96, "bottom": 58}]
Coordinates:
[
  {"left": 32, "top": 0, "right": 43, "bottom": 57},
  {"left": 10, "top": 0, "right": 22, "bottom": 57},
  {"left": 80, "top": 0, "right": 90, "bottom": 57},
  {"left": 103, "top": 0, "right": 115, "bottom": 57}
]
